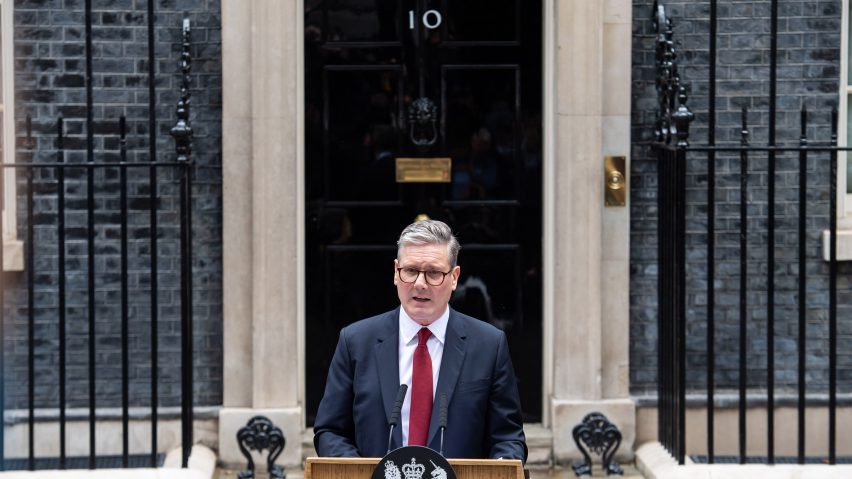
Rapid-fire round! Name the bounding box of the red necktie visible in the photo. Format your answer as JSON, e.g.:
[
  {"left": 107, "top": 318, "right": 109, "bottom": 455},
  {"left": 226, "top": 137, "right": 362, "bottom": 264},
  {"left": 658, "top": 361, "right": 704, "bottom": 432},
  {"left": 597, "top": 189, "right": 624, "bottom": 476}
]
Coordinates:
[{"left": 409, "top": 328, "right": 433, "bottom": 446}]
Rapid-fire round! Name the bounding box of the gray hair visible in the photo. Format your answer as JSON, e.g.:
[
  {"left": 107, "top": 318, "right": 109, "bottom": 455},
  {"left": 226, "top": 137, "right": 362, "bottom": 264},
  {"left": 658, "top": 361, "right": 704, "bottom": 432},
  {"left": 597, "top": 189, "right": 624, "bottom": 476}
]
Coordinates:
[{"left": 397, "top": 219, "right": 461, "bottom": 268}]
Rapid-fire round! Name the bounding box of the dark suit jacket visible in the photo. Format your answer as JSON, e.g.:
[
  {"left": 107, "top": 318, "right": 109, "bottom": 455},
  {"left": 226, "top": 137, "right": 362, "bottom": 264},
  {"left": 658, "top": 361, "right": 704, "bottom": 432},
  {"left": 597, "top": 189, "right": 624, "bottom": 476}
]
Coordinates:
[{"left": 313, "top": 307, "right": 527, "bottom": 461}]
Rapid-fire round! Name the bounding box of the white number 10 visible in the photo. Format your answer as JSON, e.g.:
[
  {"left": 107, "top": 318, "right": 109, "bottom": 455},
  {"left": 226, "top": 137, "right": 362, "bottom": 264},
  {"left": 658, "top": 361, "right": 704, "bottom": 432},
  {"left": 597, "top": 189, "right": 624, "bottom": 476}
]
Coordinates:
[{"left": 408, "top": 9, "right": 443, "bottom": 30}]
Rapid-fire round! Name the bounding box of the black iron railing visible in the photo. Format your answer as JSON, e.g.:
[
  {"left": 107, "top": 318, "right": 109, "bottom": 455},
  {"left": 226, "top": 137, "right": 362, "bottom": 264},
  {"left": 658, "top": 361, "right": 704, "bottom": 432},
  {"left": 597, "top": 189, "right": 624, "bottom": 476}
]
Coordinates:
[
  {"left": 653, "top": 0, "right": 846, "bottom": 466},
  {"left": 0, "top": 10, "right": 194, "bottom": 472}
]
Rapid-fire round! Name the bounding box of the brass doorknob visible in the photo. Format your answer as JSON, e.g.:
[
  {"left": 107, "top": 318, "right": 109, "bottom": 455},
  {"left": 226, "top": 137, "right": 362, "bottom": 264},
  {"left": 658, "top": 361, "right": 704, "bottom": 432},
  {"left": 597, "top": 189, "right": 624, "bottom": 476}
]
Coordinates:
[
  {"left": 607, "top": 170, "right": 625, "bottom": 190},
  {"left": 604, "top": 156, "right": 627, "bottom": 207}
]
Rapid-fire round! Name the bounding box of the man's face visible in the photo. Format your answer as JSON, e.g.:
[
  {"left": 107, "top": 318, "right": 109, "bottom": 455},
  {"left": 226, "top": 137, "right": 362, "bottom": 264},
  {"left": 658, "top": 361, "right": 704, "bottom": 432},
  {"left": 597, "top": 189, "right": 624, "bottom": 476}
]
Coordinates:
[{"left": 394, "top": 243, "right": 460, "bottom": 326}]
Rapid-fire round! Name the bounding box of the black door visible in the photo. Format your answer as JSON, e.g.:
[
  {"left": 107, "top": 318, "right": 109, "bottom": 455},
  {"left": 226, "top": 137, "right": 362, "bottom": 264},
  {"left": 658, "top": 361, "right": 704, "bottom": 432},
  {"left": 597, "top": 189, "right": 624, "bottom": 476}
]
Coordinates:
[{"left": 304, "top": 0, "right": 542, "bottom": 423}]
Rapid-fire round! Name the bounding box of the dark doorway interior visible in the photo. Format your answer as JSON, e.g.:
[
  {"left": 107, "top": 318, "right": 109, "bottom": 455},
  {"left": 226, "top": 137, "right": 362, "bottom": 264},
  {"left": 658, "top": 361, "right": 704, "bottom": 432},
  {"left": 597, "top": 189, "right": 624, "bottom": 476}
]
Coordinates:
[{"left": 304, "top": 0, "right": 543, "bottom": 424}]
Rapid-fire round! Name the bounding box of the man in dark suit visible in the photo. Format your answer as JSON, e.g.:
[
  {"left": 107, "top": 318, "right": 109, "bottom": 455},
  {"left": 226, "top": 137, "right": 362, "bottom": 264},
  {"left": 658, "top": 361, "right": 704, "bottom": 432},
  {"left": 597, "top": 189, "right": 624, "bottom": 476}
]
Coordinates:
[{"left": 313, "top": 220, "right": 527, "bottom": 461}]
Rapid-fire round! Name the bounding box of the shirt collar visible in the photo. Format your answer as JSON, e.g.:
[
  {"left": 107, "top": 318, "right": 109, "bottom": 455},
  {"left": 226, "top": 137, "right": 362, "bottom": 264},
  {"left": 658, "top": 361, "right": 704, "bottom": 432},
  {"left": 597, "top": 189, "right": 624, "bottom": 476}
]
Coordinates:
[{"left": 399, "top": 306, "right": 449, "bottom": 346}]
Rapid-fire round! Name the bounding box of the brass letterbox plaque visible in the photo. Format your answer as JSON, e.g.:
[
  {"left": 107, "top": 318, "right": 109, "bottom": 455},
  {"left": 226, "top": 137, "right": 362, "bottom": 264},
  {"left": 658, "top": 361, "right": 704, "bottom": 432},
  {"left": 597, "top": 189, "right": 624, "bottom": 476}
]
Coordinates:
[
  {"left": 604, "top": 155, "right": 627, "bottom": 207},
  {"left": 395, "top": 157, "right": 452, "bottom": 183}
]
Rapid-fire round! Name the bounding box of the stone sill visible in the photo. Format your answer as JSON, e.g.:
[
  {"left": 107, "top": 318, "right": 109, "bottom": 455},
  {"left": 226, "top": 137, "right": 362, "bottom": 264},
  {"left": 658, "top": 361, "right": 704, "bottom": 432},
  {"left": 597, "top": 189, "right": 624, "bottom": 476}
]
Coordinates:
[
  {"left": 636, "top": 441, "right": 852, "bottom": 479},
  {"left": 3, "top": 405, "right": 221, "bottom": 424},
  {"left": 0, "top": 446, "right": 216, "bottom": 479},
  {"left": 821, "top": 229, "right": 852, "bottom": 262},
  {"left": 3, "top": 238, "right": 23, "bottom": 271}
]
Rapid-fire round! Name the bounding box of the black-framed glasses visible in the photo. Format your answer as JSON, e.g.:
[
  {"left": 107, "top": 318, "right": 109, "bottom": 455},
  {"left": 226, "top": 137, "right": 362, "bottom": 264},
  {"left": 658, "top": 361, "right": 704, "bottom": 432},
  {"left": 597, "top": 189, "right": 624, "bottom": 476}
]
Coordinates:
[{"left": 397, "top": 267, "right": 452, "bottom": 286}]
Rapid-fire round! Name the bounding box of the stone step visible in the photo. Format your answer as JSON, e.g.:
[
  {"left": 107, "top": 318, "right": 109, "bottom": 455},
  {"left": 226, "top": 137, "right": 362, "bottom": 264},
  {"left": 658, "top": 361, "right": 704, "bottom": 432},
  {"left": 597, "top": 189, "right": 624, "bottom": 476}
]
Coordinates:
[
  {"left": 524, "top": 423, "right": 553, "bottom": 467},
  {"left": 302, "top": 429, "right": 316, "bottom": 460}
]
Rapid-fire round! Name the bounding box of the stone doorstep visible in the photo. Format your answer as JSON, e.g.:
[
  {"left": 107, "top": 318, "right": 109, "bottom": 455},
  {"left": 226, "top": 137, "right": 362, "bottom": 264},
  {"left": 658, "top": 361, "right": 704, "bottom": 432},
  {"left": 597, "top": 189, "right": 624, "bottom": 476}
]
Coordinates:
[
  {"left": 0, "top": 446, "right": 217, "bottom": 479},
  {"left": 301, "top": 428, "right": 317, "bottom": 459},
  {"left": 524, "top": 423, "right": 553, "bottom": 466},
  {"left": 635, "top": 441, "right": 852, "bottom": 479},
  {"left": 300, "top": 423, "right": 554, "bottom": 465}
]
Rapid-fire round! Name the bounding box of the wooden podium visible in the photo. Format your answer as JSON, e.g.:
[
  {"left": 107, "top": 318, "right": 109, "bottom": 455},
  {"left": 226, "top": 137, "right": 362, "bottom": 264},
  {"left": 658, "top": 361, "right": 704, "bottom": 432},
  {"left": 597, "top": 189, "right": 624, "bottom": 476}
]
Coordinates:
[{"left": 304, "top": 457, "right": 526, "bottom": 479}]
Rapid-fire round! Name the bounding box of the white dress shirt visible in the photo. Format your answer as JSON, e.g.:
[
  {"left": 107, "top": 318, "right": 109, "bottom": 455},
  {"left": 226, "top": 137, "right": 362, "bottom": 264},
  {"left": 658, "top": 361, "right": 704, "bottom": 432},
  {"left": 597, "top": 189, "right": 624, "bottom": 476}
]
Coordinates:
[{"left": 398, "top": 306, "right": 448, "bottom": 446}]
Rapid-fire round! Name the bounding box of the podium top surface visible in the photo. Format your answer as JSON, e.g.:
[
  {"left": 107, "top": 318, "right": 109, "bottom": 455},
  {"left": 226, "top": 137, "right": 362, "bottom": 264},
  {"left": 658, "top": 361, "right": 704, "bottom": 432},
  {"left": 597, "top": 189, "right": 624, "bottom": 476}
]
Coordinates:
[{"left": 304, "top": 457, "right": 525, "bottom": 479}]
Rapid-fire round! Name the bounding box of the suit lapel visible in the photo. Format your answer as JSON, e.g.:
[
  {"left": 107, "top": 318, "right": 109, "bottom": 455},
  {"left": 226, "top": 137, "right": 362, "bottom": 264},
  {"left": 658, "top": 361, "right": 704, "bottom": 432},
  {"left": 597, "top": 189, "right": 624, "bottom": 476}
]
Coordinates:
[
  {"left": 428, "top": 308, "right": 467, "bottom": 446},
  {"left": 375, "top": 308, "right": 404, "bottom": 449},
  {"left": 375, "top": 308, "right": 401, "bottom": 431}
]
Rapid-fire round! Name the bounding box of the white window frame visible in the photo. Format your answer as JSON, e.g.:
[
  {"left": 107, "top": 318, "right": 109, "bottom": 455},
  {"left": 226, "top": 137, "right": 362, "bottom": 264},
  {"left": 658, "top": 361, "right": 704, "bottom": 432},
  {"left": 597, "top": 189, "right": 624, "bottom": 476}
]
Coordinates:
[
  {"left": 839, "top": 0, "right": 852, "bottom": 224},
  {"left": 826, "top": 0, "right": 852, "bottom": 260},
  {"left": 1, "top": 0, "right": 22, "bottom": 271}
]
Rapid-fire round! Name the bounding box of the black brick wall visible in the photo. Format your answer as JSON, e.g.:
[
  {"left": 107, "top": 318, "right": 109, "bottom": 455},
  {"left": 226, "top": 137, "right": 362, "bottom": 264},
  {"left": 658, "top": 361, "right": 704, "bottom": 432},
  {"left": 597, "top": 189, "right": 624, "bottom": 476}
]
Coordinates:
[
  {"left": 13, "top": 0, "right": 850, "bottom": 411},
  {"left": 3, "top": 0, "right": 222, "bottom": 409},
  {"left": 631, "top": 0, "right": 852, "bottom": 396}
]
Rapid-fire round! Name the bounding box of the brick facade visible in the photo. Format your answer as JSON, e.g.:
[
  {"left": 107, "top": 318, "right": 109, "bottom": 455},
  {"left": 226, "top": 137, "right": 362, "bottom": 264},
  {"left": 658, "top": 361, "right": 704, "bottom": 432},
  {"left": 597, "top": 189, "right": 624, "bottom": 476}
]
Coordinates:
[
  {"left": 8, "top": 0, "right": 851, "bottom": 414},
  {"left": 631, "top": 0, "right": 852, "bottom": 396},
  {"left": 4, "top": 0, "right": 222, "bottom": 409}
]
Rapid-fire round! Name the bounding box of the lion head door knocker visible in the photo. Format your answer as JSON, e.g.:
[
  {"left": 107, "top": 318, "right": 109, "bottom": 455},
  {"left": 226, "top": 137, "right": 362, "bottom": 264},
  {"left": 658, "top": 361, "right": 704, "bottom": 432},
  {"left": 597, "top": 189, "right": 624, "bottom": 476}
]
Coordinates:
[{"left": 408, "top": 97, "right": 438, "bottom": 147}]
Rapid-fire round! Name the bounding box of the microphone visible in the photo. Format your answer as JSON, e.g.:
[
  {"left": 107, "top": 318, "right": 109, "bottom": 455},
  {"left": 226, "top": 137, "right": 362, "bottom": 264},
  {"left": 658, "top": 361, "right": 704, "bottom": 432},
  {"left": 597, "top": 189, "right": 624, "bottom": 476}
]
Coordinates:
[
  {"left": 438, "top": 393, "right": 448, "bottom": 456},
  {"left": 387, "top": 384, "right": 408, "bottom": 454}
]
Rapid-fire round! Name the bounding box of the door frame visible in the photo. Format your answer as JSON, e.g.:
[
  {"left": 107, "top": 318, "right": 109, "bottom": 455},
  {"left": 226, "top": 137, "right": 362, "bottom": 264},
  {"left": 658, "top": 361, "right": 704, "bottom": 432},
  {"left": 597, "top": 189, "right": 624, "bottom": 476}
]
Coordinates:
[
  {"left": 219, "top": 0, "right": 635, "bottom": 465},
  {"left": 291, "top": 0, "right": 559, "bottom": 427},
  {"left": 541, "top": 0, "right": 555, "bottom": 429},
  {"left": 300, "top": 0, "right": 551, "bottom": 426}
]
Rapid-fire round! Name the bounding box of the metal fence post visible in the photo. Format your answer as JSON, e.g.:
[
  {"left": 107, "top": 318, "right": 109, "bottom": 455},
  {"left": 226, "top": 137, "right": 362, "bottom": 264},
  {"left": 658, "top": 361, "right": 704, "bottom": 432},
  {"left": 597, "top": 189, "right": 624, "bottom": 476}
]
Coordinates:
[{"left": 171, "top": 17, "right": 194, "bottom": 469}]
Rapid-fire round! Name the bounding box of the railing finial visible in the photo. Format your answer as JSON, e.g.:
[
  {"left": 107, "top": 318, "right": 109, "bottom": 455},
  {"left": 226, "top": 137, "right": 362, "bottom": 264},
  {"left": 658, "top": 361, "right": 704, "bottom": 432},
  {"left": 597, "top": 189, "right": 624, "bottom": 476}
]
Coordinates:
[
  {"left": 170, "top": 17, "right": 193, "bottom": 162},
  {"left": 654, "top": 3, "right": 692, "bottom": 146},
  {"left": 673, "top": 85, "right": 694, "bottom": 147}
]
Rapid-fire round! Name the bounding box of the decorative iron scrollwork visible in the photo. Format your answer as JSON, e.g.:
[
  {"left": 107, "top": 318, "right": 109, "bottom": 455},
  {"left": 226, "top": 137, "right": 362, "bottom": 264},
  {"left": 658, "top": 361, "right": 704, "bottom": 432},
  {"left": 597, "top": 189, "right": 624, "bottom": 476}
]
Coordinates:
[
  {"left": 237, "top": 416, "right": 286, "bottom": 479},
  {"left": 653, "top": 1, "right": 693, "bottom": 147},
  {"left": 408, "top": 97, "right": 438, "bottom": 147},
  {"left": 170, "top": 17, "right": 193, "bottom": 162},
  {"left": 571, "top": 412, "right": 623, "bottom": 476}
]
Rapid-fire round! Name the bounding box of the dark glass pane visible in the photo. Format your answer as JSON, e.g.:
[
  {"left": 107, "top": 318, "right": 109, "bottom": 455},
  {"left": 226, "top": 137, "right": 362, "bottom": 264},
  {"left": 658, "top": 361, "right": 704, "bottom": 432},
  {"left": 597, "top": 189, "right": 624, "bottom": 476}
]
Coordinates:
[
  {"left": 326, "top": 68, "right": 401, "bottom": 201},
  {"left": 847, "top": 155, "right": 852, "bottom": 194},
  {"left": 327, "top": 0, "right": 400, "bottom": 42},
  {"left": 848, "top": 94, "right": 852, "bottom": 194},
  {"left": 443, "top": 68, "right": 519, "bottom": 200},
  {"left": 848, "top": 9, "right": 852, "bottom": 85}
]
